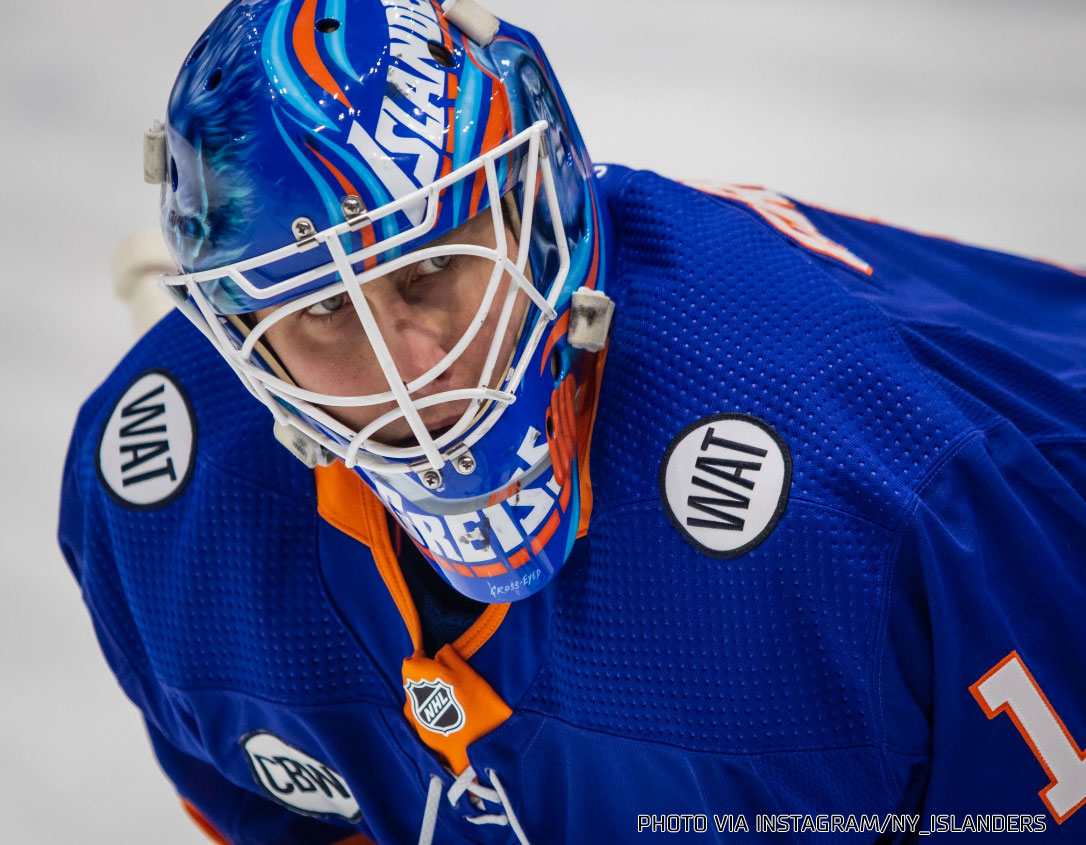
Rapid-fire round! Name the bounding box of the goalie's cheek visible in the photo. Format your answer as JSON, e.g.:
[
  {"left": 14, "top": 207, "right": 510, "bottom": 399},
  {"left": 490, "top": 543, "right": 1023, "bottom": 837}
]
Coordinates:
[{"left": 253, "top": 308, "right": 384, "bottom": 399}]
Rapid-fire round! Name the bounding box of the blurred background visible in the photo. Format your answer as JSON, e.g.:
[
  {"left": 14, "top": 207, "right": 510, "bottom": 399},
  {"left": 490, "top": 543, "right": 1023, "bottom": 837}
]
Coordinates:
[{"left": 2, "top": 0, "right": 1083, "bottom": 841}]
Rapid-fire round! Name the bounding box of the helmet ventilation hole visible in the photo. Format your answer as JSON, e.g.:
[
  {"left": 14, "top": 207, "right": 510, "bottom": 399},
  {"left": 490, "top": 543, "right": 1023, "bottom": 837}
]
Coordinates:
[
  {"left": 169, "top": 157, "right": 178, "bottom": 192},
  {"left": 427, "top": 42, "right": 454, "bottom": 67},
  {"left": 549, "top": 347, "right": 562, "bottom": 380},
  {"left": 316, "top": 18, "right": 340, "bottom": 33},
  {"left": 185, "top": 38, "right": 209, "bottom": 68},
  {"left": 205, "top": 68, "right": 223, "bottom": 91}
]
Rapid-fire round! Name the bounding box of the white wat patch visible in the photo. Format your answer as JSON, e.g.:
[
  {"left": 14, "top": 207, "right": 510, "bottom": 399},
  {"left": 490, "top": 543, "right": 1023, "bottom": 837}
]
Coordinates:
[
  {"left": 660, "top": 414, "right": 792, "bottom": 558},
  {"left": 96, "top": 370, "right": 196, "bottom": 509}
]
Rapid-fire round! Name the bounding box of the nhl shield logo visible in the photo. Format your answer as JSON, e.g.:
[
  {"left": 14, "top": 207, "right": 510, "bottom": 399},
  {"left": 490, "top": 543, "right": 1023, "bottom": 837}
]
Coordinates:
[{"left": 405, "top": 679, "right": 465, "bottom": 735}]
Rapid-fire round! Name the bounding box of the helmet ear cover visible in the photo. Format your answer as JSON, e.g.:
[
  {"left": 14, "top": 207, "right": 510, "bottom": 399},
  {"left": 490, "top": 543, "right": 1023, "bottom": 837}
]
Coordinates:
[{"left": 160, "top": 0, "right": 612, "bottom": 603}]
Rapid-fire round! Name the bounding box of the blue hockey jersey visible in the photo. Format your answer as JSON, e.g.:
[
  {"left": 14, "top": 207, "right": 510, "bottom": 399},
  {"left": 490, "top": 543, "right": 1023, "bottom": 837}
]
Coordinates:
[{"left": 59, "top": 165, "right": 1086, "bottom": 843}]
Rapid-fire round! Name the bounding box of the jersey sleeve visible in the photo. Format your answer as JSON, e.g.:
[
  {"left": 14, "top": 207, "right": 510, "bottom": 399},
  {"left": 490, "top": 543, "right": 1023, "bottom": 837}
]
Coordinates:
[
  {"left": 57, "top": 409, "right": 373, "bottom": 845},
  {"left": 146, "top": 720, "right": 373, "bottom": 845},
  {"left": 881, "top": 421, "right": 1086, "bottom": 833}
]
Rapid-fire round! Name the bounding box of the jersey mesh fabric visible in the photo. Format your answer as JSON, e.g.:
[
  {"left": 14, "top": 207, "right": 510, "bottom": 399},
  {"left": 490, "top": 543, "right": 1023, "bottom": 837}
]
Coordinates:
[
  {"left": 896, "top": 322, "right": 1086, "bottom": 440},
  {"left": 522, "top": 168, "right": 977, "bottom": 754},
  {"left": 529, "top": 505, "right": 890, "bottom": 753}
]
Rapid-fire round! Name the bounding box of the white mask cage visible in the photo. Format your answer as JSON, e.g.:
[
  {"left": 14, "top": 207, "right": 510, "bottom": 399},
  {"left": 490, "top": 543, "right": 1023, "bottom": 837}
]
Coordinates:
[{"left": 160, "top": 121, "right": 569, "bottom": 475}]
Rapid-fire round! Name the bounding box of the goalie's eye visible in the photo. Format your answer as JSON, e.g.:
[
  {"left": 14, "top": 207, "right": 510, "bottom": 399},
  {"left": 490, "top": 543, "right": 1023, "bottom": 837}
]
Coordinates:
[
  {"left": 417, "top": 253, "right": 453, "bottom": 276},
  {"left": 305, "top": 293, "right": 347, "bottom": 317}
]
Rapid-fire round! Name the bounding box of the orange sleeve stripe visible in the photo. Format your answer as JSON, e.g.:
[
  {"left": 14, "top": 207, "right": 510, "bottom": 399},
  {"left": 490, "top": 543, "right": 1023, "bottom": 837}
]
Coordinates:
[
  {"left": 293, "top": 0, "right": 353, "bottom": 110},
  {"left": 181, "top": 800, "right": 230, "bottom": 845}
]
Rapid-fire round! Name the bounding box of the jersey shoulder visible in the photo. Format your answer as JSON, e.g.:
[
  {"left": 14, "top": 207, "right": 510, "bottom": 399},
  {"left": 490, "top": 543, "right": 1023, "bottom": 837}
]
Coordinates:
[
  {"left": 71, "top": 309, "right": 300, "bottom": 501},
  {"left": 594, "top": 165, "right": 975, "bottom": 530},
  {"left": 593, "top": 164, "right": 1086, "bottom": 517},
  {"left": 60, "top": 312, "right": 383, "bottom": 708}
]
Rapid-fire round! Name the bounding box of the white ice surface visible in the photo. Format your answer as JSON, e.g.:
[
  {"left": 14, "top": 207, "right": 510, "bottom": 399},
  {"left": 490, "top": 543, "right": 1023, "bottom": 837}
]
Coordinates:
[{"left": 2, "top": 1, "right": 1083, "bottom": 842}]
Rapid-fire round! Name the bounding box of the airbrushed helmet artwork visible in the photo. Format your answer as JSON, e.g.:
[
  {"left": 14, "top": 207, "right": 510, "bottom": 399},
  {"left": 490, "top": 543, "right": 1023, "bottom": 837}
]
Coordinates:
[{"left": 153, "top": 0, "right": 614, "bottom": 603}]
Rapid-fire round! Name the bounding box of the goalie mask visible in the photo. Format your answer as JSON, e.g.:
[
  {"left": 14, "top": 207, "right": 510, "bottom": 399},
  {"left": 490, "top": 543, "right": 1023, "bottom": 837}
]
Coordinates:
[{"left": 157, "top": 0, "right": 612, "bottom": 603}]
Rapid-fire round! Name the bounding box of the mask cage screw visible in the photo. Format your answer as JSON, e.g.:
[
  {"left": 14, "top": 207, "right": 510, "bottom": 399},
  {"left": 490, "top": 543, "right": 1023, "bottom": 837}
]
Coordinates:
[
  {"left": 447, "top": 443, "right": 476, "bottom": 475},
  {"left": 292, "top": 217, "right": 317, "bottom": 246},
  {"left": 341, "top": 194, "right": 366, "bottom": 223},
  {"left": 419, "top": 468, "right": 443, "bottom": 489}
]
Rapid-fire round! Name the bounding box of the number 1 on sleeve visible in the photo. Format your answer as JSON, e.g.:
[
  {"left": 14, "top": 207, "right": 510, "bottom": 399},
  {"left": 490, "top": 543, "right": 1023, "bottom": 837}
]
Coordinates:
[{"left": 971, "top": 651, "right": 1086, "bottom": 823}]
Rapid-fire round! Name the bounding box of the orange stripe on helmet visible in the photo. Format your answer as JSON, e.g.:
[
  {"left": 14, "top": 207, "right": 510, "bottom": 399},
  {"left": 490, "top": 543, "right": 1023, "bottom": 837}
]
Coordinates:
[
  {"left": 306, "top": 143, "right": 378, "bottom": 270},
  {"left": 293, "top": 0, "right": 354, "bottom": 110},
  {"left": 476, "top": 90, "right": 512, "bottom": 212},
  {"left": 532, "top": 508, "right": 562, "bottom": 553},
  {"left": 583, "top": 201, "right": 601, "bottom": 290},
  {"left": 432, "top": 0, "right": 458, "bottom": 179},
  {"left": 468, "top": 169, "right": 487, "bottom": 219},
  {"left": 539, "top": 311, "right": 570, "bottom": 377},
  {"left": 487, "top": 478, "right": 522, "bottom": 507},
  {"left": 462, "top": 33, "right": 513, "bottom": 219}
]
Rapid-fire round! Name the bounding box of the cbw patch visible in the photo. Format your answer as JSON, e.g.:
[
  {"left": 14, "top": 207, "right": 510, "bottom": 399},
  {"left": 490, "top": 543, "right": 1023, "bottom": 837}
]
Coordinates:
[
  {"left": 659, "top": 414, "right": 791, "bottom": 558},
  {"left": 405, "top": 679, "right": 465, "bottom": 735},
  {"left": 241, "top": 731, "right": 360, "bottom": 821},
  {"left": 95, "top": 370, "right": 196, "bottom": 509}
]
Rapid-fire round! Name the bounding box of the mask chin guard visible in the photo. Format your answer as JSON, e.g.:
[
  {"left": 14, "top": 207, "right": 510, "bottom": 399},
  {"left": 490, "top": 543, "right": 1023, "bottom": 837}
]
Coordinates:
[
  {"left": 273, "top": 422, "right": 337, "bottom": 468},
  {"left": 568, "top": 288, "right": 615, "bottom": 352}
]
